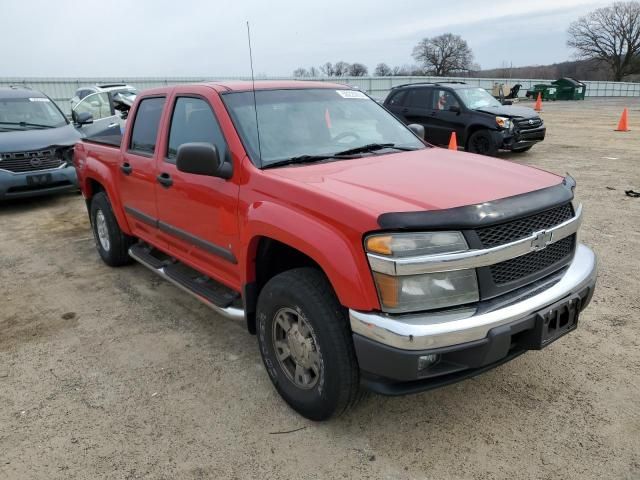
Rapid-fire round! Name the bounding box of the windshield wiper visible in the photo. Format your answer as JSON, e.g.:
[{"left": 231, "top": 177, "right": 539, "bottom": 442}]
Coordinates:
[
  {"left": 262, "top": 153, "right": 354, "bottom": 169},
  {"left": 0, "top": 121, "right": 54, "bottom": 129},
  {"left": 333, "top": 143, "right": 418, "bottom": 156}
]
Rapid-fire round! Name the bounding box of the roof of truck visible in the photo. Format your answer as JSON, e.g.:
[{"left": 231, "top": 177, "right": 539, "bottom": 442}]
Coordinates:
[{"left": 138, "top": 80, "right": 354, "bottom": 96}]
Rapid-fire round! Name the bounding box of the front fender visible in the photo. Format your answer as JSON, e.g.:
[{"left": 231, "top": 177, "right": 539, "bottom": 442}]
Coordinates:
[
  {"left": 240, "top": 201, "right": 380, "bottom": 311},
  {"left": 78, "top": 149, "right": 132, "bottom": 235}
]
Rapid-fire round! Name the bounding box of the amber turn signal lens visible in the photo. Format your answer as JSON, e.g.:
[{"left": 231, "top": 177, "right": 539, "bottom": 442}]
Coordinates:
[
  {"left": 366, "top": 235, "right": 392, "bottom": 255},
  {"left": 372, "top": 272, "right": 399, "bottom": 308}
]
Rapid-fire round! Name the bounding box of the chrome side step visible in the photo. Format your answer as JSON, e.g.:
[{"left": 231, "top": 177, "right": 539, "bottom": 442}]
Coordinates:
[{"left": 129, "top": 244, "right": 245, "bottom": 322}]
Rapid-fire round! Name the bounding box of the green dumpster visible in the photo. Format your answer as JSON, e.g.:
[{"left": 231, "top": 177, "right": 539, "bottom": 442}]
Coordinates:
[
  {"left": 551, "top": 77, "right": 586, "bottom": 100},
  {"left": 526, "top": 83, "right": 557, "bottom": 101}
]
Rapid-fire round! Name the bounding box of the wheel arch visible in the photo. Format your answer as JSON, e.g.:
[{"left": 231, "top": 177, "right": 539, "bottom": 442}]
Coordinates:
[{"left": 240, "top": 215, "right": 379, "bottom": 334}]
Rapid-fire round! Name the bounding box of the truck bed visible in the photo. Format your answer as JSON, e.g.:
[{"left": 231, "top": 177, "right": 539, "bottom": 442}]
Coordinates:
[{"left": 82, "top": 132, "right": 122, "bottom": 148}]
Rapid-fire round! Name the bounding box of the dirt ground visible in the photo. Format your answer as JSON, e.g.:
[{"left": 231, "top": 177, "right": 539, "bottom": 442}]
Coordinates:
[{"left": 1, "top": 97, "right": 639, "bottom": 480}]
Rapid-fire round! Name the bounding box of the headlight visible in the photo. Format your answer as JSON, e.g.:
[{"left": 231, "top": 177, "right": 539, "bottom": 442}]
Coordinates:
[
  {"left": 366, "top": 232, "right": 479, "bottom": 313},
  {"left": 495, "top": 116, "right": 512, "bottom": 130},
  {"left": 366, "top": 232, "right": 468, "bottom": 257}
]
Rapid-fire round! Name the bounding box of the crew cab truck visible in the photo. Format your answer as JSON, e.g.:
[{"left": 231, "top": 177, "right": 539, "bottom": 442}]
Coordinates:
[{"left": 73, "top": 81, "right": 597, "bottom": 420}]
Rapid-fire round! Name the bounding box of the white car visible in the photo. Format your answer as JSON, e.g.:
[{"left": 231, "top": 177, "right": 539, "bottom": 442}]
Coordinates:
[{"left": 70, "top": 84, "right": 137, "bottom": 138}]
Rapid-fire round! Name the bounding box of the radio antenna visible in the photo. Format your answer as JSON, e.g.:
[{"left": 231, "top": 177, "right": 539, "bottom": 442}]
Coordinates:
[{"left": 246, "top": 21, "right": 262, "bottom": 165}]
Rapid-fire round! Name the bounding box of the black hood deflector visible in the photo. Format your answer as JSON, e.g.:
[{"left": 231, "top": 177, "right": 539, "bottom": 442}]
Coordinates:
[{"left": 377, "top": 176, "right": 575, "bottom": 230}]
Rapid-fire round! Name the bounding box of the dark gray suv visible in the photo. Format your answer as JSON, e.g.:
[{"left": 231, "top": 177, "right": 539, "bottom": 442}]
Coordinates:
[
  {"left": 384, "top": 82, "right": 546, "bottom": 155},
  {"left": 0, "top": 87, "right": 80, "bottom": 200}
]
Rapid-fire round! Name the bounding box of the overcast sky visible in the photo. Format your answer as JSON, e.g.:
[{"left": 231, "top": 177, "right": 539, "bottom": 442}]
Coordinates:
[{"left": 1, "top": 0, "right": 611, "bottom": 77}]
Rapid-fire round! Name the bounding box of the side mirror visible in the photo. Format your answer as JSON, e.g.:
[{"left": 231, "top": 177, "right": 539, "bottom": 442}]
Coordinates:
[
  {"left": 73, "top": 111, "right": 94, "bottom": 125},
  {"left": 407, "top": 123, "right": 425, "bottom": 140},
  {"left": 502, "top": 100, "right": 513, "bottom": 106},
  {"left": 176, "top": 142, "right": 232, "bottom": 179},
  {"left": 448, "top": 105, "right": 461, "bottom": 114}
]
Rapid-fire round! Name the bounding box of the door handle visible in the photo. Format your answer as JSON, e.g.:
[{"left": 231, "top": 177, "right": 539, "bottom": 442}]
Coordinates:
[
  {"left": 108, "top": 122, "right": 119, "bottom": 128},
  {"left": 120, "top": 162, "right": 132, "bottom": 175},
  {"left": 156, "top": 172, "right": 173, "bottom": 188}
]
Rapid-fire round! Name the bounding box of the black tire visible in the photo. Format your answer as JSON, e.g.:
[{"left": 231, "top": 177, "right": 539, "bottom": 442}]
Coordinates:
[
  {"left": 90, "top": 192, "right": 135, "bottom": 267},
  {"left": 256, "top": 268, "right": 361, "bottom": 421},
  {"left": 467, "top": 130, "right": 498, "bottom": 156},
  {"left": 511, "top": 145, "right": 533, "bottom": 153}
]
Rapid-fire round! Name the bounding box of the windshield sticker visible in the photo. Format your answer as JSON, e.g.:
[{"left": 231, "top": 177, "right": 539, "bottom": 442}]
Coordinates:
[
  {"left": 336, "top": 90, "right": 367, "bottom": 99},
  {"left": 28, "top": 97, "right": 50, "bottom": 102}
]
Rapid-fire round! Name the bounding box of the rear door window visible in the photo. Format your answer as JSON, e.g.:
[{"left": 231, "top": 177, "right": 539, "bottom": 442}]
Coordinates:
[
  {"left": 166, "top": 97, "right": 228, "bottom": 162},
  {"left": 404, "top": 88, "right": 432, "bottom": 109},
  {"left": 386, "top": 90, "right": 406, "bottom": 106},
  {"left": 129, "top": 97, "right": 166, "bottom": 155}
]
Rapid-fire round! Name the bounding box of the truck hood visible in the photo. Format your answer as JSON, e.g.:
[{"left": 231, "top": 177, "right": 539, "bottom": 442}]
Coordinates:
[
  {"left": 475, "top": 104, "right": 539, "bottom": 119},
  {"left": 0, "top": 124, "right": 81, "bottom": 153},
  {"left": 267, "top": 148, "right": 562, "bottom": 216}
]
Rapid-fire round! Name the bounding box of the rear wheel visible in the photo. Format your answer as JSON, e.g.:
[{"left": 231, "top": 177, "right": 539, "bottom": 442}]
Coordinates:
[
  {"left": 467, "top": 130, "right": 498, "bottom": 156},
  {"left": 90, "top": 192, "right": 135, "bottom": 267},
  {"left": 256, "top": 268, "right": 361, "bottom": 421}
]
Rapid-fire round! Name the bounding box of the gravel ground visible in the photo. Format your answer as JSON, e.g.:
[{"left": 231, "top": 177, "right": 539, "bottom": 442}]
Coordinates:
[{"left": 1, "top": 97, "right": 639, "bottom": 480}]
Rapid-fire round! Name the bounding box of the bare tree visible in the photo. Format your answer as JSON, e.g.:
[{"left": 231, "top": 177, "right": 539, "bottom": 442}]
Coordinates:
[
  {"left": 293, "top": 67, "right": 309, "bottom": 78},
  {"left": 320, "top": 62, "right": 335, "bottom": 76},
  {"left": 374, "top": 63, "right": 392, "bottom": 76},
  {"left": 333, "top": 61, "right": 351, "bottom": 76},
  {"left": 412, "top": 33, "right": 474, "bottom": 76},
  {"left": 308, "top": 66, "right": 320, "bottom": 77},
  {"left": 568, "top": 1, "right": 640, "bottom": 81},
  {"left": 348, "top": 63, "right": 368, "bottom": 76}
]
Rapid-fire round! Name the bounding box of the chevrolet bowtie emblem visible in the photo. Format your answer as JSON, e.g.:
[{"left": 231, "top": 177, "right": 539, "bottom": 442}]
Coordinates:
[{"left": 531, "top": 230, "right": 553, "bottom": 251}]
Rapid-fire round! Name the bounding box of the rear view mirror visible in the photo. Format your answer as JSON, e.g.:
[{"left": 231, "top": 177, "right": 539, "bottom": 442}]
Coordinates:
[
  {"left": 73, "top": 111, "right": 93, "bottom": 125},
  {"left": 407, "top": 123, "right": 425, "bottom": 140},
  {"left": 449, "top": 105, "right": 461, "bottom": 114},
  {"left": 176, "top": 142, "right": 232, "bottom": 179}
]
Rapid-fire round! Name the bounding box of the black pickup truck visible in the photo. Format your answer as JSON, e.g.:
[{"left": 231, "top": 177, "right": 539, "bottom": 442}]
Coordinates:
[{"left": 384, "top": 82, "right": 546, "bottom": 155}]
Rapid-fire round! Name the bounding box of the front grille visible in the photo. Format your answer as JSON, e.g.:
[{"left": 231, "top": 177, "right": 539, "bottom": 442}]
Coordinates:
[
  {"left": 477, "top": 203, "right": 574, "bottom": 248},
  {"left": 0, "top": 149, "right": 64, "bottom": 173},
  {"left": 515, "top": 118, "right": 543, "bottom": 130},
  {"left": 489, "top": 235, "right": 575, "bottom": 285}
]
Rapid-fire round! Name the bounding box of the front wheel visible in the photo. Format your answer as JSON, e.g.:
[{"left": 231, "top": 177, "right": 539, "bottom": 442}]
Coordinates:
[
  {"left": 467, "top": 130, "right": 498, "bottom": 156},
  {"left": 256, "top": 268, "right": 361, "bottom": 421}
]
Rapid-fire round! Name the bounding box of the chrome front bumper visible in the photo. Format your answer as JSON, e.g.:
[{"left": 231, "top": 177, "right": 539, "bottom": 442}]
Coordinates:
[{"left": 350, "top": 243, "right": 597, "bottom": 350}]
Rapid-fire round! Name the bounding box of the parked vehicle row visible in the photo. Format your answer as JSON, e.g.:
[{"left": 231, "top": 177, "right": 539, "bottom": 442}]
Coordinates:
[{"left": 73, "top": 81, "right": 596, "bottom": 420}]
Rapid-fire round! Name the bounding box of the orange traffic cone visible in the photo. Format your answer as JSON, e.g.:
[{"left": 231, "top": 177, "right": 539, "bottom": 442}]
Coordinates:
[
  {"left": 615, "top": 108, "right": 629, "bottom": 131},
  {"left": 534, "top": 92, "right": 542, "bottom": 112},
  {"left": 448, "top": 132, "right": 458, "bottom": 150}
]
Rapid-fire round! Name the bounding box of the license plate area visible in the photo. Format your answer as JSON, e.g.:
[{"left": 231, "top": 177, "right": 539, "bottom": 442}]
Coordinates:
[
  {"left": 520, "top": 295, "right": 581, "bottom": 350},
  {"left": 27, "top": 173, "right": 52, "bottom": 186}
]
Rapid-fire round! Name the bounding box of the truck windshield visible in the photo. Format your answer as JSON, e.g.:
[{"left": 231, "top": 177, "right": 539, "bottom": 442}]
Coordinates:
[
  {"left": 222, "top": 88, "right": 425, "bottom": 167},
  {"left": 456, "top": 88, "right": 502, "bottom": 110},
  {"left": 0, "top": 97, "right": 67, "bottom": 129}
]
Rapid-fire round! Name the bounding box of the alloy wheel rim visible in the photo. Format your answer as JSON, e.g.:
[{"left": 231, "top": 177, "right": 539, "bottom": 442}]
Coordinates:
[
  {"left": 272, "top": 307, "right": 322, "bottom": 390},
  {"left": 95, "top": 210, "right": 110, "bottom": 252}
]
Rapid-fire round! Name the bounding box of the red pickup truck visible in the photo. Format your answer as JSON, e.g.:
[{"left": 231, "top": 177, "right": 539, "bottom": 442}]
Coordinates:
[{"left": 73, "top": 81, "right": 597, "bottom": 420}]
